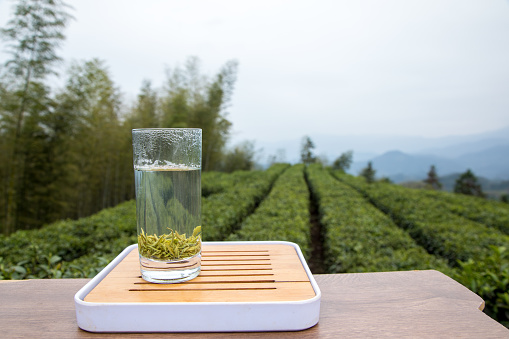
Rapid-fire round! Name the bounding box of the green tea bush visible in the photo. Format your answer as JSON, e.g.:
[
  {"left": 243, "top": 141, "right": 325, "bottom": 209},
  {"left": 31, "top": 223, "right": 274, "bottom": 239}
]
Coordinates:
[
  {"left": 335, "top": 172, "right": 509, "bottom": 266},
  {"left": 202, "top": 163, "right": 290, "bottom": 241},
  {"left": 308, "top": 164, "right": 450, "bottom": 274},
  {"left": 454, "top": 246, "right": 509, "bottom": 326},
  {"left": 421, "top": 189, "right": 509, "bottom": 235},
  {"left": 202, "top": 170, "right": 256, "bottom": 197},
  {"left": 60, "top": 233, "right": 137, "bottom": 278},
  {"left": 202, "top": 171, "right": 230, "bottom": 196},
  {"left": 1, "top": 163, "right": 508, "bottom": 328},
  {"left": 228, "top": 164, "right": 312, "bottom": 259},
  {"left": 0, "top": 200, "right": 136, "bottom": 279}
]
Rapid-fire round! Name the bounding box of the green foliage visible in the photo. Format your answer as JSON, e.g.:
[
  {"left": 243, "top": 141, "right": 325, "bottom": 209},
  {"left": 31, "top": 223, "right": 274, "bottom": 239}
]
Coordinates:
[
  {"left": 159, "top": 57, "right": 238, "bottom": 171},
  {"left": 1, "top": 163, "right": 509, "bottom": 326},
  {"left": 228, "top": 164, "right": 312, "bottom": 259},
  {"left": 300, "top": 136, "right": 316, "bottom": 165},
  {"left": 309, "top": 165, "right": 450, "bottom": 274},
  {"left": 0, "top": 0, "right": 73, "bottom": 234},
  {"left": 0, "top": 200, "right": 136, "bottom": 279},
  {"left": 202, "top": 164, "right": 289, "bottom": 241},
  {"left": 220, "top": 140, "right": 257, "bottom": 173},
  {"left": 0, "top": 0, "right": 72, "bottom": 81},
  {"left": 0, "top": 2, "right": 242, "bottom": 236},
  {"left": 399, "top": 181, "right": 429, "bottom": 189},
  {"left": 0, "top": 56, "right": 241, "bottom": 235},
  {"left": 378, "top": 177, "right": 392, "bottom": 184},
  {"left": 0, "top": 0, "right": 72, "bottom": 234},
  {"left": 0, "top": 245, "right": 64, "bottom": 280},
  {"left": 332, "top": 150, "right": 353, "bottom": 172},
  {"left": 0, "top": 0, "right": 238, "bottom": 236},
  {"left": 455, "top": 246, "right": 509, "bottom": 326},
  {"left": 502, "top": 194, "right": 509, "bottom": 204},
  {"left": 56, "top": 59, "right": 128, "bottom": 219},
  {"left": 360, "top": 161, "right": 376, "bottom": 183},
  {"left": 201, "top": 171, "right": 235, "bottom": 196},
  {"left": 454, "top": 169, "right": 485, "bottom": 198},
  {"left": 336, "top": 173, "right": 509, "bottom": 266},
  {"left": 129, "top": 80, "right": 159, "bottom": 128},
  {"left": 423, "top": 165, "right": 442, "bottom": 190},
  {"left": 421, "top": 189, "right": 509, "bottom": 235}
]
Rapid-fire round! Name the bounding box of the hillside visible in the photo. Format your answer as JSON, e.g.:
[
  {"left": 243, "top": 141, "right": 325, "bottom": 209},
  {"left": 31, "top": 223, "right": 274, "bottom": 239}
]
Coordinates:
[
  {"left": 350, "top": 150, "right": 463, "bottom": 182},
  {"left": 257, "top": 126, "right": 509, "bottom": 184},
  {"left": 350, "top": 144, "right": 509, "bottom": 186},
  {"left": 0, "top": 164, "right": 508, "bottom": 326}
]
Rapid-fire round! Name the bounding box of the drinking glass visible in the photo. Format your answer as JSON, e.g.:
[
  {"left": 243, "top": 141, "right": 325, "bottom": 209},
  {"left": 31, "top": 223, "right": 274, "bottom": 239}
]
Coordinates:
[{"left": 132, "top": 128, "right": 202, "bottom": 283}]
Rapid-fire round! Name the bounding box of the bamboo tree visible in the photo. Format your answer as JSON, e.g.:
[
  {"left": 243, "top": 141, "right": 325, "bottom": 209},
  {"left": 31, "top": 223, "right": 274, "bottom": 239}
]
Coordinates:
[
  {"left": 15, "top": 82, "right": 56, "bottom": 229},
  {"left": 1, "top": 0, "right": 72, "bottom": 136},
  {"left": 128, "top": 80, "right": 159, "bottom": 128},
  {"left": 42, "top": 91, "right": 81, "bottom": 222},
  {"left": 57, "top": 59, "right": 123, "bottom": 218},
  {"left": 160, "top": 57, "right": 238, "bottom": 171},
  {"left": 197, "top": 60, "right": 237, "bottom": 171},
  {"left": 0, "top": 0, "right": 72, "bottom": 234}
]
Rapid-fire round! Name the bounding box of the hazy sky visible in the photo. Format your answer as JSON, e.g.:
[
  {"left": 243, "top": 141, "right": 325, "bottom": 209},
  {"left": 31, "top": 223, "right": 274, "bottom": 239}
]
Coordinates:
[{"left": 1, "top": 0, "right": 509, "bottom": 146}]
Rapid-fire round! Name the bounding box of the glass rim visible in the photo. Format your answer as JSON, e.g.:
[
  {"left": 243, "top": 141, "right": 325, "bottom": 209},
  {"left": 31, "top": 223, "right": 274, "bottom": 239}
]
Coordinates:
[{"left": 132, "top": 128, "right": 201, "bottom": 131}]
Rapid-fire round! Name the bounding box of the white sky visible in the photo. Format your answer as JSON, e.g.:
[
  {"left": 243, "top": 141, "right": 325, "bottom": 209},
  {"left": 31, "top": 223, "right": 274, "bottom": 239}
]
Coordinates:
[{"left": 1, "top": 0, "right": 509, "bottom": 146}]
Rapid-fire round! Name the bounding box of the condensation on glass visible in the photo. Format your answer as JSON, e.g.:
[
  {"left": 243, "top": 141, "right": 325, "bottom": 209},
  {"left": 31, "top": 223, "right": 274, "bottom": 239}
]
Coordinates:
[{"left": 132, "top": 128, "right": 202, "bottom": 283}]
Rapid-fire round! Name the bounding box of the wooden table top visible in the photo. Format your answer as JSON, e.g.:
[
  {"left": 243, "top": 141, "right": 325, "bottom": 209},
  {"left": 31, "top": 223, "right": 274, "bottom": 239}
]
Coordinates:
[{"left": 1, "top": 270, "right": 507, "bottom": 338}]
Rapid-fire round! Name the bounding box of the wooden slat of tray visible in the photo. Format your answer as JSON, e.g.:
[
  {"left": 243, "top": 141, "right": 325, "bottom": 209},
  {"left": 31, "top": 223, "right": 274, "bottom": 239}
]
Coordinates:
[{"left": 84, "top": 244, "right": 316, "bottom": 303}]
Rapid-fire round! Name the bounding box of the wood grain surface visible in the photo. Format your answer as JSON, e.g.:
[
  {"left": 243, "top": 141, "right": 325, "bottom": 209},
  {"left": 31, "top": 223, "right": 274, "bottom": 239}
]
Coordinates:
[
  {"left": 1, "top": 271, "right": 508, "bottom": 338},
  {"left": 84, "top": 244, "right": 316, "bottom": 303}
]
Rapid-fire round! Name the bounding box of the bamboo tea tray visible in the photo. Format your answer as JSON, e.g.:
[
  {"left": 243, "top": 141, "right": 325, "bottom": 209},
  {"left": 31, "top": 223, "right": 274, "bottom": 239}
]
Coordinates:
[{"left": 74, "top": 241, "right": 321, "bottom": 332}]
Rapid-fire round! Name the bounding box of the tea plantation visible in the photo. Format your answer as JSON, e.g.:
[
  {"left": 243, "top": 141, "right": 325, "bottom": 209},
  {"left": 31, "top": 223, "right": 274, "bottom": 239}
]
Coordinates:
[{"left": 1, "top": 163, "right": 508, "bottom": 326}]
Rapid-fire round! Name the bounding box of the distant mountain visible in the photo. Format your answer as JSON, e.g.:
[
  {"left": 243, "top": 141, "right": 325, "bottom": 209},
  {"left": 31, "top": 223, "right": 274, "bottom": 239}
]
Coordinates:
[
  {"left": 417, "top": 138, "right": 509, "bottom": 158},
  {"left": 456, "top": 144, "right": 509, "bottom": 179},
  {"left": 350, "top": 143, "right": 509, "bottom": 182},
  {"left": 251, "top": 125, "right": 509, "bottom": 180},
  {"left": 349, "top": 151, "right": 464, "bottom": 182}
]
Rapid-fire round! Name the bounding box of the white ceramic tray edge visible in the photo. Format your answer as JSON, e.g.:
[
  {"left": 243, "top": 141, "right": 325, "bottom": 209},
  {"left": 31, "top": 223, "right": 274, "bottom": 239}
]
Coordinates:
[{"left": 74, "top": 241, "right": 321, "bottom": 333}]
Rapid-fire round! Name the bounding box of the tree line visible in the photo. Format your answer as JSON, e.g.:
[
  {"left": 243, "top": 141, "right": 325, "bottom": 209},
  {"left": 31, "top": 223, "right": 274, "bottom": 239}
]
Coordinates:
[
  {"left": 0, "top": 0, "right": 251, "bottom": 235},
  {"left": 299, "top": 135, "right": 509, "bottom": 202}
]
